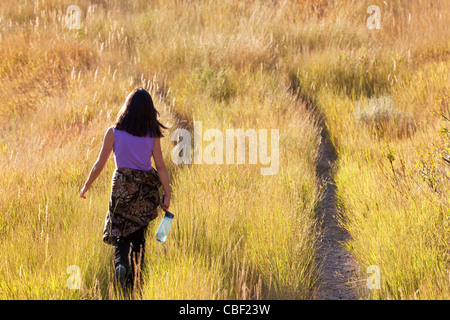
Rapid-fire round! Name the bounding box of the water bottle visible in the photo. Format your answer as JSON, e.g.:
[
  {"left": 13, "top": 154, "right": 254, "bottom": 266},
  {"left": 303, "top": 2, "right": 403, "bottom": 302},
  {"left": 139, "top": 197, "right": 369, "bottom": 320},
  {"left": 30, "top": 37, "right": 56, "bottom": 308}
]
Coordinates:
[{"left": 156, "top": 211, "right": 174, "bottom": 243}]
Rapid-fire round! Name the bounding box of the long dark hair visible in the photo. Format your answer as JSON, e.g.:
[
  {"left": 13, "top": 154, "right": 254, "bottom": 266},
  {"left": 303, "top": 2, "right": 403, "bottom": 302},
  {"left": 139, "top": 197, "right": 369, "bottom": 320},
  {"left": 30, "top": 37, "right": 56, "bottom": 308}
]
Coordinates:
[{"left": 114, "top": 88, "right": 167, "bottom": 137}]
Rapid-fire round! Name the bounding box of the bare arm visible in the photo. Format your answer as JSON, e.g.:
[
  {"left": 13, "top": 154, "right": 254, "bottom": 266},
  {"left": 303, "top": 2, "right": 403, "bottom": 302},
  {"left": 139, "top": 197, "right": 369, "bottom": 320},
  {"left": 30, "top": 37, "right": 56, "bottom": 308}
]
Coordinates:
[
  {"left": 152, "top": 137, "right": 171, "bottom": 211},
  {"left": 79, "top": 127, "right": 114, "bottom": 199}
]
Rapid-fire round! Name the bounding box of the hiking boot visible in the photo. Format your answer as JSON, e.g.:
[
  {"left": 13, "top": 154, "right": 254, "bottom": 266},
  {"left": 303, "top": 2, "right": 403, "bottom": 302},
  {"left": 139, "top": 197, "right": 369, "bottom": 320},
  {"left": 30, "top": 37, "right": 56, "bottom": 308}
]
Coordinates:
[{"left": 115, "top": 264, "right": 127, "bottom": 289}]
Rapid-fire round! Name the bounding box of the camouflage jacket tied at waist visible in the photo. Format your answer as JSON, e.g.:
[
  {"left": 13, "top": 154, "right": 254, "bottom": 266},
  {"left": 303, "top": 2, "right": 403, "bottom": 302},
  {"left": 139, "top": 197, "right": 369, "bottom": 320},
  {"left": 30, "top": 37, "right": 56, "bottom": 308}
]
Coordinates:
[{"left": 103, "top": 167, "right": 162, "bottom": 245}]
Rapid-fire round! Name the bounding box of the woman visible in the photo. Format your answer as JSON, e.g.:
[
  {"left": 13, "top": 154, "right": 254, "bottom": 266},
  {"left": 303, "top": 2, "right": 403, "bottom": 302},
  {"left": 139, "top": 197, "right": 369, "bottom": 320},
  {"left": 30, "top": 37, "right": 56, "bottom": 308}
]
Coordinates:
[{"left": 79, "top": 88, "right": 171, "bottom": 292}]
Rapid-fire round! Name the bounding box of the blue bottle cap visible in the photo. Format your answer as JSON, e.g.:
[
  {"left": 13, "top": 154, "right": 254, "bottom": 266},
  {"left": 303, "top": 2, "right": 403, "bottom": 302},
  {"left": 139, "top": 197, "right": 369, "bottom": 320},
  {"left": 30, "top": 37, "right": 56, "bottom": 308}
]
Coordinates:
[{"left": 165, "top": 211, "right": 174, "bottom": 219}]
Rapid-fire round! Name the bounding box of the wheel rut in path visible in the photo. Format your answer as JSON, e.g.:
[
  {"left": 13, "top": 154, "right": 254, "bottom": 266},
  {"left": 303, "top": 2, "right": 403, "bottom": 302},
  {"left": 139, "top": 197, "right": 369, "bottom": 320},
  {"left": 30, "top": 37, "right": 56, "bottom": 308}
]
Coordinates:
[{"left": 313, "top": 119, "right": 366, "bottom": 300}]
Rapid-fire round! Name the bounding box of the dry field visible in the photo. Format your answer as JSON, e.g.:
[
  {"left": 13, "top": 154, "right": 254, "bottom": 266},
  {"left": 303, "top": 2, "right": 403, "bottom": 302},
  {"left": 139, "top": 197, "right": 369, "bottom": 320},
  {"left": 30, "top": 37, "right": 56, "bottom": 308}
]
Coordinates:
[{"left": 0, "top": 0, "right": 448, "bottom": 300}]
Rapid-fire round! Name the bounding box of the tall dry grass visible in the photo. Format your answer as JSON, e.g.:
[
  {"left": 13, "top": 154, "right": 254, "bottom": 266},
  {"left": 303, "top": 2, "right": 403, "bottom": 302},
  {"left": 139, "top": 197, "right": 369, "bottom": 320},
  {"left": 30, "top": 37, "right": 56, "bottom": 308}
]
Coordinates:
[
  {"left": 0, "top": 0, "right": 449, "bottom": 300},
  {"left": 0, "top": 0, "right": 323, "bottom": 299},
  {"left": 291, "top": 0, "right": 450, "bottom": 300}
]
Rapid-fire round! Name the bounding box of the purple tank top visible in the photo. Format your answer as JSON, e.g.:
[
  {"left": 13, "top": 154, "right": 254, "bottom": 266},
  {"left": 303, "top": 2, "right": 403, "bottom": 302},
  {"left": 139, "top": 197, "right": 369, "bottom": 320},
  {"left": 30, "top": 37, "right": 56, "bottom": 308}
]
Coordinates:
[{"left": 112, "top": 127, "right": 155, "bottom": 171}]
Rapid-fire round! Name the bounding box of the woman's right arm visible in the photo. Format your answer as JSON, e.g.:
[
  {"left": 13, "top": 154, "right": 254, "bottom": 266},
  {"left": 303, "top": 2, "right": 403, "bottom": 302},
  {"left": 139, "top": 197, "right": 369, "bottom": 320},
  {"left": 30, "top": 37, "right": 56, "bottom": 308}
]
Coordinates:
[{"left": 152, "top": 137, "right": 171, "bottom": 211}]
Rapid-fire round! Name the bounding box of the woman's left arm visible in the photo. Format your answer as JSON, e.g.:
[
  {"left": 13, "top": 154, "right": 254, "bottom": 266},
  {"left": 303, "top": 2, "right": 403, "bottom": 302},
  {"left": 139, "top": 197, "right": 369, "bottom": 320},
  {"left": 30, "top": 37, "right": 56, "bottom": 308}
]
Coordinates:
[{"left": 79, "top": 127, "right": 114, "bottom": 199}]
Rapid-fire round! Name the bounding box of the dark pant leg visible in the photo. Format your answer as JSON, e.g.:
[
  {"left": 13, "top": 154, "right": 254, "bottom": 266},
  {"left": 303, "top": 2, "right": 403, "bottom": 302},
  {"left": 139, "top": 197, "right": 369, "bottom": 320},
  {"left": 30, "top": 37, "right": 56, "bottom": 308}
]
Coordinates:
[
  {"left": 113, "top": 227, "right": 147, "bottom": 288},
  {"left": 113, "top": 235, "right": 132, "bottom": 291},
  {"left": 114, "top": 237, "right": 131, "bottom": 271},
  {"left": 128, "top": 226, "right": 147, "bottom": 287}
]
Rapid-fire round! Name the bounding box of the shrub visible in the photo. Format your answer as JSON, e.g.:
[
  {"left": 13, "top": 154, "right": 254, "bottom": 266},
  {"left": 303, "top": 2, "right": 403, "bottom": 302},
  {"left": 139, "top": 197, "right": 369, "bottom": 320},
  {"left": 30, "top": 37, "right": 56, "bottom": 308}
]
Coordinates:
[{"left": 354, "top": 95, "right": 416, "bottom": 139}]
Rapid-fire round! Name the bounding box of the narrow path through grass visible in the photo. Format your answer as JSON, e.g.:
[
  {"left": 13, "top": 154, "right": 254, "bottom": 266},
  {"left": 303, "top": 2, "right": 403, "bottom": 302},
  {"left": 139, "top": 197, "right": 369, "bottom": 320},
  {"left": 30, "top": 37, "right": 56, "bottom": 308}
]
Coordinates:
[{"left": 313, "top": 107, "right": 366, "bottom": 300}]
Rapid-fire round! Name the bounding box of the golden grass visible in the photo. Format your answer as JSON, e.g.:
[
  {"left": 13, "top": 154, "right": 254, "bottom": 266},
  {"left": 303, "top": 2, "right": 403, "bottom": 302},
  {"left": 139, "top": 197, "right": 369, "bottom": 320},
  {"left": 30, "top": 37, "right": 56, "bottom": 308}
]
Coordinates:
[
  {"left": 0, "top": 0, "right": 322, "bottom": 299},
  {"left": 0, "top": 0, "right": 449, "bottom": 300}
]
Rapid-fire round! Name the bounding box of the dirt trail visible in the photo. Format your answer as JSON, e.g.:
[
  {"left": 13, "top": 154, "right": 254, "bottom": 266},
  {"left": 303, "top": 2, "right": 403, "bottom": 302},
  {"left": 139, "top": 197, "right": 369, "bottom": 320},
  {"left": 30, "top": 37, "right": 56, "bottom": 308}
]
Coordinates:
[{"left": 314, "top": 123, "right": 366, "bottom": 300}]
